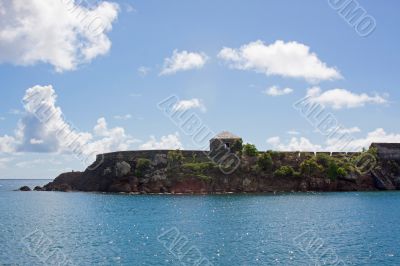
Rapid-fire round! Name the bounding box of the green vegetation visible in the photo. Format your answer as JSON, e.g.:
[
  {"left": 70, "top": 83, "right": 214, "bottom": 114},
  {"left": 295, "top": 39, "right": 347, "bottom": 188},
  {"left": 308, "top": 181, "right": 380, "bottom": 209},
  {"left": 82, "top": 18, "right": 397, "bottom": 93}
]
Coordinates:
[
  {"left": 167, "top": 150, "right": 184, "bottom": 168},
  {"left": 316, "top": 153, "right": 331, "bottom": 168},
  {"left": 135, "top": 158, "right": 151, "bottom": 177},
  {"left": 196, "top": 174, "right": 212, "bottom": 182},
  {"left": 242, "top": 143, "right": 258, "bottom": 157},
  {"left": 301, "top": 154, "right": 351, "bottom": 180},
  {"left": 257, "top": 152, "right": 273, "bottom": 171},
  {"left": 274, "top": 165, "right": 296, "bottom": 178},
  {"left": 191, "top": 153, "right": 197, "bottom": 163},
  {"left": 231, "top": 139, "right": 243, "bottom": 153},
  {"left": 136, "top": 158, "right": 151, "bottom": 171},
  {"left": 300, "top": 158, "right": 323, "bottom": 178}
]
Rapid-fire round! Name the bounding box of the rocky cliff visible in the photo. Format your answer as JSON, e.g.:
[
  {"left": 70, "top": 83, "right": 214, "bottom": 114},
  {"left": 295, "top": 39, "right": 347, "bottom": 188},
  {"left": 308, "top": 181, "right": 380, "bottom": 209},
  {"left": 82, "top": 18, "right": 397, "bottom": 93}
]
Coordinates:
[{"left": 26, "top": 147, "right": 400, "bottom": 194}]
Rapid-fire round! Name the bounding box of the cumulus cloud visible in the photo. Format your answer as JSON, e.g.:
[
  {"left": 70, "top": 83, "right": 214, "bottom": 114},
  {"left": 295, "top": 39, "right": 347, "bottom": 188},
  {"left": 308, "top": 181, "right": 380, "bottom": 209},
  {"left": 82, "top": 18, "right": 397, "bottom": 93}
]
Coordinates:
[
  {"left": 336, "top": 127, "right": 361, "bottom": 134},
  {"left": 0, "top": 85, "right": 140, "bottom": 163},
  {"left": 0, "top": 135, "right": 16, "bottom": 153},
  {"left": 287, "top": 130, "right": 300, "bottom": 135},
  {"left": 267, "top": 128, "right": 400, "bottom": 152},
  {"left": 0, "top": 0, "right": 119, "bottom": 72},
  {"left": 86, "top": 117, "right": 140, "bottom": 154},
  {"left": 218, "top": 40, "right": 341, "bottom": 83},
  {"left": 172, "top": 98, "right": 206, "bottom": 112},
  {"left": 0, "top": 157, "right": 14, "bottom": 169},
  {"left": 267, "top": 136, "right": 322, "bottom": 152},
  {"left": 140, "top": 133, "right": 183, "bottom": 150},
  {"left": 160, "top": 50, "right": 208, "bottom": 75},
  {"left": 263, "top": 86, "right": 293, "bottom": 96},
  {"left": 306, "top": 87, "right": 387, "bottom": 109},
  {"left": 113, "top": 114, "right": 132, "bottom": 120},
  {"left": 137, "top": 66, "right": 150, "bottom": 77}
]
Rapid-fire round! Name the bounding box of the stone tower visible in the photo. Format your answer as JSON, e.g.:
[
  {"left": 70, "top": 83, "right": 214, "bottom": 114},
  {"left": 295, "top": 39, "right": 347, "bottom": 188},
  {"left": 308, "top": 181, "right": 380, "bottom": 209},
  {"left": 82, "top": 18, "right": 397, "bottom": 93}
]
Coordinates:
[{"left": 209, "top": 131, "right": 242, "bottom": 152}]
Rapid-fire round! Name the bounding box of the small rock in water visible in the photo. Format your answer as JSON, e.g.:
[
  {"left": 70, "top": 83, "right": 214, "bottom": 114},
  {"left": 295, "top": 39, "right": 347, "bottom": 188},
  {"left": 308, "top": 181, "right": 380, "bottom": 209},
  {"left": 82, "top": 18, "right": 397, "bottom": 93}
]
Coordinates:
[
  {"left": 19, "top": 186, "right": 31, "bottom": 191},
  {"left": 33, "top": 186, "right": 43, "bottom": 191}
]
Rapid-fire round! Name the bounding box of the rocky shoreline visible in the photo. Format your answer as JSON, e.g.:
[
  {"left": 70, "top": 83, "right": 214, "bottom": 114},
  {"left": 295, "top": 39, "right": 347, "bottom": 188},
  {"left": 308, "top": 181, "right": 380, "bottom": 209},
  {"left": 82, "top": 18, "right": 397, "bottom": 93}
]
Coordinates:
[{"left": 19, "top": 145, "right": 400, "bottom": 194}]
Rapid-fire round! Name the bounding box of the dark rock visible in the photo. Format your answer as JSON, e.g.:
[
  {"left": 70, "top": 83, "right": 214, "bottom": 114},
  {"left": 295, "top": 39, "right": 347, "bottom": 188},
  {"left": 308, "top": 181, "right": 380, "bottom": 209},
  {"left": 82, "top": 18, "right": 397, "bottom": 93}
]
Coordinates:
[
  {"left": 33, "top": 186, "right": 43, "bottom": 191},
  {"left": 19, "top": 186, "right": 31, "bottom": 191}
]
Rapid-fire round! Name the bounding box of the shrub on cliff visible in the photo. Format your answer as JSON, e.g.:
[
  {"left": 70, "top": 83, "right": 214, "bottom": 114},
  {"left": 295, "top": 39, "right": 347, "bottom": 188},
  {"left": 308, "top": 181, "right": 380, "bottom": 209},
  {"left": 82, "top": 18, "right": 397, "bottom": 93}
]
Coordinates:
[
  {"left": 196, "top": 174, "right": 212, "bottom": 182},
  {"left": 167, "top": 150, "right": 184, "bottom": 168},
  {"left": 274, "top": 165, "right": 296, "bottom": 178},
  {"left": 300, "top": 158, "right": 323, "bottom": 178},
  {"left": 316, "top": 153, "right": 332, "bottom": 168},
  {"left": 231, "top": 139, "right": 243, "bottom": 153},
  {"left": 257, "top": 153, "right": 273, "bottom": 171},
  {"left": 137, "top": 158, "right": 151, "bottom": 171},
  {"left": 243, "top": 143, "right": 258, "bottom": 157}
]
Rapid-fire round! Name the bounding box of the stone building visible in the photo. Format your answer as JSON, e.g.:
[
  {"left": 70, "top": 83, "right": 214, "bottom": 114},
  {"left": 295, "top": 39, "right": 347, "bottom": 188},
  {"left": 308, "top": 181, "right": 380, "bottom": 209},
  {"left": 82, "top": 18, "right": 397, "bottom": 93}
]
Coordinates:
[
  {"left": 209, "top": 131, "right": 242, "bottom": 152},
  {"left": 370, "top": 143, "right": 400, "bottom": 160}
]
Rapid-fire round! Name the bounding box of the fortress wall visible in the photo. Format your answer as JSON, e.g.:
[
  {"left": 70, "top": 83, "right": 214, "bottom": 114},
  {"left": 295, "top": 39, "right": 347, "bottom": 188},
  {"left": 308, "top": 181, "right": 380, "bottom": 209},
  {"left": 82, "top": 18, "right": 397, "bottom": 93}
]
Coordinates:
[
  {"left": 96, "top": 150, "right": 211, "bottom": 163},
  {"left": 316, "top": 152, "right": 331, "bottom": 156},
  {"left": 299, "top": 152, "right": 316, "bottom": 159}
]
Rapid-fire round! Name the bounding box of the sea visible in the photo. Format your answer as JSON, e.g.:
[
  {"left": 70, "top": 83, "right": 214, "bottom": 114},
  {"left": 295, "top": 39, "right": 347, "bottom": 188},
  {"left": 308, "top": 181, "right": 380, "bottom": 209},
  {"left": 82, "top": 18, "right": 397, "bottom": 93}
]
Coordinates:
[{"left": 0, "top": 179, "right": 399, "bottom": 265}]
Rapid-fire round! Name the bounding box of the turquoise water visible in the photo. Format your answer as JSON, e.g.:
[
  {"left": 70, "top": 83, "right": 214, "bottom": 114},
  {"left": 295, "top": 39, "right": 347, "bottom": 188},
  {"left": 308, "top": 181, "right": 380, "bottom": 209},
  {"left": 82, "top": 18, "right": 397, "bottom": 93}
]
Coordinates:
[{"left": 1, "top": 180, "right": 400, "bottom": 265}]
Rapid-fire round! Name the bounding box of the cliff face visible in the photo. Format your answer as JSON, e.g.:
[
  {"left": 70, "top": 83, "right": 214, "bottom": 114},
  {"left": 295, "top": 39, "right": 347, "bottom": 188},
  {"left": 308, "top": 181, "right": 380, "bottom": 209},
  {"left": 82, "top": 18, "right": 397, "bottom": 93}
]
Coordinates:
[{"left": 39, "top": 149, "right": 400, "bottom": 194}]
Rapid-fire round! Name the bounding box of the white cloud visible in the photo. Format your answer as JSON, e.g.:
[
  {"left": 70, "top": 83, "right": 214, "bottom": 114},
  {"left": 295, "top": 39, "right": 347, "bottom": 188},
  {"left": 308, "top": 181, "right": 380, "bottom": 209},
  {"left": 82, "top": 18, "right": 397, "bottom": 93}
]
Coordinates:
[
  {"left": 0, "top": 116, "right": 5, "bottom": 121},
  {"left": 9, "top": 109, "right": 23, "bottom": 115},
  {"left": 137, "top": 66, "right": 150, "bottom": 77},
  {"left": 0, "top": 135, "right": 16, "bottom": 153},
  {"left": 267, "top": 128, "right": 400, "bottom": 152},
  {"left": 0, "top": 85, "right": 140, "bottom": 163},
  {"left": 287, "top": 130, "right": 300, "bottom": 135},
  {"left": 30, "top": 138, "right": 44, "bottom": 145},
  {"left": 86, "top": 117, "right": 140, "bottom": 155},
  {"left": 172, "top": 98, "right": 206, "bottom": 112},
  {"left": 140, "top": 133, "right": 183, "bottom": 150},
  {"left": 218, "top": 40, "right": 341, "bottom": 83},
  {"left": 326, "top": 128, "right": 400, "bottom": 152},
  {"left": 336, "top": 126, "right": 361, "bottom": 134},
  {"left": 306, "top": 87, "right": 387, "bottom": 109},
  {"left": 124, "top": 3, "right": 136, "bottom": 13},
  {"left": 0, "top": 157, "right": 14, "bottom": 169},
  {"left": 160, "top": 50, "right": 208, "bottom": 75},
  {"left": 0, "top": 0, "right": 119, "bottom": 72},
  {"left": 113, "top": 114, "right": 132, "bottom": 120},
  {"left": 267, "top": 136, "right": 322, "bottom": 152},
  {"left": 263, "top": 86, "right": 293, "bottom": 96},
  {"left": 15, "top": 158, "right": 61, "bottom": 168}
]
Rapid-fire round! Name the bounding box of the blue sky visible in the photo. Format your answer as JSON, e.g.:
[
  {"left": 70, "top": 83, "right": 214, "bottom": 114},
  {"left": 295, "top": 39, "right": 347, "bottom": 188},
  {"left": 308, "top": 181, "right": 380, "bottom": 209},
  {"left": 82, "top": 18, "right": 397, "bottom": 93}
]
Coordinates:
[{"left": 0, "top": 0, "right": 399, "bottom": 178}]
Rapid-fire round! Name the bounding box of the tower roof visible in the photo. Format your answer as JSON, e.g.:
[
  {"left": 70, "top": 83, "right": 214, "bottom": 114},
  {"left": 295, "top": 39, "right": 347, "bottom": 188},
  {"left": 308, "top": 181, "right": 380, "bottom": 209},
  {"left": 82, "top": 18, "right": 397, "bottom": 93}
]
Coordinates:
[{"left": 212, "top": 131, "right": 241, "bottom": 139}]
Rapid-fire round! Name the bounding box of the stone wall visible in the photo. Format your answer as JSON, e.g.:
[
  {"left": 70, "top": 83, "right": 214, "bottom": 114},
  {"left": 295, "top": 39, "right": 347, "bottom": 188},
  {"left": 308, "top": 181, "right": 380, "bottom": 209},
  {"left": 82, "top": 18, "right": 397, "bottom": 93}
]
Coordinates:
[
  {"left": 371, "top": 143, "right": 400, "bottom": 160},
  {"left": 95, "top": 150, "right": 211, "bottom": 164}
]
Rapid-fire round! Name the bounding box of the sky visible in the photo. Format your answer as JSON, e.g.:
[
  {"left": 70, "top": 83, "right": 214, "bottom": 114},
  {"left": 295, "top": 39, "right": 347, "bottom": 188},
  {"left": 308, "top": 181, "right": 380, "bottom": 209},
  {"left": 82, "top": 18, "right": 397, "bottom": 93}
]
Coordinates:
[{"left": 0, "top": 0, "right": 399, "bottom": 179}]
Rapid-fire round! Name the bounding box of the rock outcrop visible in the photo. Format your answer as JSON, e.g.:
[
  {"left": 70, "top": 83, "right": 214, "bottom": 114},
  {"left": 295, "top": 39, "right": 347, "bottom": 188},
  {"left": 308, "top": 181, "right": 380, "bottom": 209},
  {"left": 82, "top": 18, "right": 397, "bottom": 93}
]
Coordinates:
[
  {"left": 34, "top": 148, "right": 400, "bottom": 194},
  {"left": 19, "top": 186, "right": 31, "bottom": 191}
]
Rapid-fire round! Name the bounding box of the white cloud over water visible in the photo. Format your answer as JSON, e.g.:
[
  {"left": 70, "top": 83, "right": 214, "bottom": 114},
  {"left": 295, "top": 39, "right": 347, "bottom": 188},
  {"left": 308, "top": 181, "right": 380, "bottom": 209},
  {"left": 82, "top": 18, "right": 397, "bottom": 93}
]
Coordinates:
[{"left": 0, "top": 85, "right": 140, "bottom": 162}]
